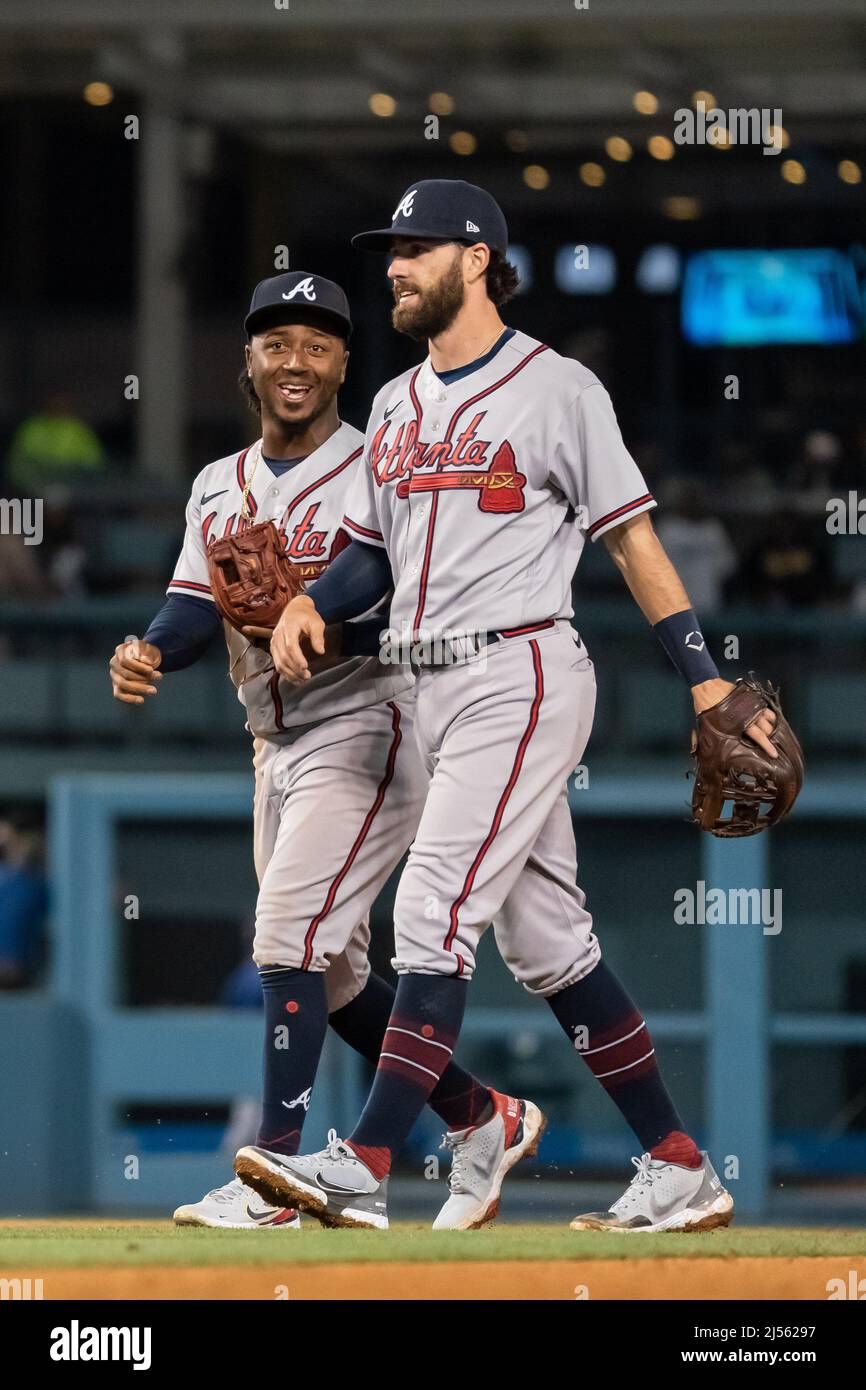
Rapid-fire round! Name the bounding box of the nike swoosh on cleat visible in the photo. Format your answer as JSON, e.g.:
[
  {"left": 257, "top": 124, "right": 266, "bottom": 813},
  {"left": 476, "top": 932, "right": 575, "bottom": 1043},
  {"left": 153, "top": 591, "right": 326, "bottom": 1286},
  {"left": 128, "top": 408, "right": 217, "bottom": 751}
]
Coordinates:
[
  {"left": 314, "top": 1174, "right": 374, "bottom": 1196},
  {"left": 245, "top": 1204, "right": 281, "bottom": 1223}
]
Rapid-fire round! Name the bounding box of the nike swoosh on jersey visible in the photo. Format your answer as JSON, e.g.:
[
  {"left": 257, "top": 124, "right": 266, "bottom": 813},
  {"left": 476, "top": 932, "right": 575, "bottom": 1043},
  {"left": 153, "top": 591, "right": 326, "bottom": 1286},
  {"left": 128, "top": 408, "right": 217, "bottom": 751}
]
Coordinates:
[
  {"left": 383, "top": 402, "right": 401, "bottom": 419},
  {"left": 201, "top": 489, "right": 229, "bottom": 505}
]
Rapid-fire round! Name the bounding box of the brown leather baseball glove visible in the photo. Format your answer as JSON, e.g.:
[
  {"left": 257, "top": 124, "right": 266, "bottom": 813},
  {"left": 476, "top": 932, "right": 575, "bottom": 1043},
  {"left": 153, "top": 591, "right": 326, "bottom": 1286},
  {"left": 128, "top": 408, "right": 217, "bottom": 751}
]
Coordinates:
[
  {"left": 207, "top": 521, "right": 303, "bottom": 634},
  {"left": 691, "top": 675, "right": 805, "bottom": 837}
]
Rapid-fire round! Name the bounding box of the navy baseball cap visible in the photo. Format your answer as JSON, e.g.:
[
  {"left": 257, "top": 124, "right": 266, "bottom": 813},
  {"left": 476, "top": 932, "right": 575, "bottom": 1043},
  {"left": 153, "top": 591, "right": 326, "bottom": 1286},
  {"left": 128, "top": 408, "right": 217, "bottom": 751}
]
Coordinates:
[
  {"left": 351, "top": 180, "right": 508, "bottom": 255},
  {"left": 245, "top": 272, "right": 352, "bottom": 340}
]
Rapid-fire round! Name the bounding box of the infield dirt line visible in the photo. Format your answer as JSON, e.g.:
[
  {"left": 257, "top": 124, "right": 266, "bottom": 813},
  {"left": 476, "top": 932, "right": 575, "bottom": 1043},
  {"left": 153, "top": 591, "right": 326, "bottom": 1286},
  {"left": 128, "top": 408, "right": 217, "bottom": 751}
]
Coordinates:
[{"left": 3, "top": 1257, "right": 864, "bottom": 1300}]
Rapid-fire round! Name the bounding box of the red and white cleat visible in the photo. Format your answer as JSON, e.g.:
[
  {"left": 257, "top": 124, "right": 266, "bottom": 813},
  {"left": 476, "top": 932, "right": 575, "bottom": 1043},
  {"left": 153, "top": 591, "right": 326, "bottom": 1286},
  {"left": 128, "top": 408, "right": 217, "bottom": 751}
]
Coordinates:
[{"left": 432, "top": 1091, "right": 546, "bottom": 1230}]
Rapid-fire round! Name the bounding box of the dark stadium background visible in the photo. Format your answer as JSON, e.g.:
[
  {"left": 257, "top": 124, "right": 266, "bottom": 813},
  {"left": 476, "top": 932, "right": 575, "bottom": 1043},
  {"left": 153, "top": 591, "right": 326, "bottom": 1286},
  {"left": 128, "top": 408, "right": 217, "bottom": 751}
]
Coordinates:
[{"left": 0, "top": 0, "right": 864, "bottom": 1223}]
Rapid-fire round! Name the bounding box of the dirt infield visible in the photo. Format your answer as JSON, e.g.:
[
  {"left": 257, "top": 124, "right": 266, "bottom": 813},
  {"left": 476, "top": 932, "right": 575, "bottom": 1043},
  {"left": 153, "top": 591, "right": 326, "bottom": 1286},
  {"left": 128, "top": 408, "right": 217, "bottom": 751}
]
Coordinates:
[{"left": 8, "top": 1256, "right": 865, "bottom": 1300}]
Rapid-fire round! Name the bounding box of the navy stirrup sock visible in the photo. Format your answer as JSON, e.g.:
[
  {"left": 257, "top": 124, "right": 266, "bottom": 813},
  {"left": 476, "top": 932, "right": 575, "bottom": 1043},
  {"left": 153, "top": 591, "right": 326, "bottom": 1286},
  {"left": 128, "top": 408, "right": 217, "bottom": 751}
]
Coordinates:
[
  {"left": 329, "top": 972, "right": 493, "bottom": 1130},
  {"left": 547, "top": 960, "right": 697, "bottom": 1157},
  {"left": 347, "top": 975, "right": 468, "bottom": 1178},
  {"left": 256, "top": 966, "right": 329, "bottom": 1156}
]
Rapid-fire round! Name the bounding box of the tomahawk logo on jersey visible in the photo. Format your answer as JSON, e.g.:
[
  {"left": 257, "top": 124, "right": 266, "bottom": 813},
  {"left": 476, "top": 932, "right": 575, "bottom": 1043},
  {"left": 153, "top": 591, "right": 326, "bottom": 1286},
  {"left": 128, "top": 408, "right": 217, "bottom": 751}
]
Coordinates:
[
  {"left": 168, "top": 421, "right": 411, "bottom": 734},
  {"left": 343, "top": 330, "right": 656, "bottom": 640},
  {"left": 369, "top": 412, "right": 527, "bottom": 514}
]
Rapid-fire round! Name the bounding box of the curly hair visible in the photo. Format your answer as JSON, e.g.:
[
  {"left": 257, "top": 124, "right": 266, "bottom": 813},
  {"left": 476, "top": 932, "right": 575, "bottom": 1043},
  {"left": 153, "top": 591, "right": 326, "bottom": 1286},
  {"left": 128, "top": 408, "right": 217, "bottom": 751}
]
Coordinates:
[
  {"left": 238, "top": 365, "right": 261, "bottom": 416},
  {"left": 484, "top": 250, "right": 521, "bottom": 306}
]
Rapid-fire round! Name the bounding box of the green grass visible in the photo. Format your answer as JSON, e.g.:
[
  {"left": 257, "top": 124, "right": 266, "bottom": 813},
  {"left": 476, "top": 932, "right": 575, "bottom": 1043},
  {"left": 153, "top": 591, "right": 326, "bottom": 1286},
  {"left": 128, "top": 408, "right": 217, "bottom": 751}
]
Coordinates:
[{"left": 1, "top": 1222, "right": 864, "bottom": 1268}]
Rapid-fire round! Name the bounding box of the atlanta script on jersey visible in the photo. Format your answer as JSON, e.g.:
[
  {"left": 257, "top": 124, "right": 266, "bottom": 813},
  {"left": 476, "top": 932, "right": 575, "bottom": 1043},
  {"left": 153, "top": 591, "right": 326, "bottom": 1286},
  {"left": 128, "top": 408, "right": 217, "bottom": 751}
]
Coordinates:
[
  {"left": 343, "top": 330, "right": 656, "bottom": 638},
  {"left": 168, "top": 422, "right": 411, "bottom": 735}
]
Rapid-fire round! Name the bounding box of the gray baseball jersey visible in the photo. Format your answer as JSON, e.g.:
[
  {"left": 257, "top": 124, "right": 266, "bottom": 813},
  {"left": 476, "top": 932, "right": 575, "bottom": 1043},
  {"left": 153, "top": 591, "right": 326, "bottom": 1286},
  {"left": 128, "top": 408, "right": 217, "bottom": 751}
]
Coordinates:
[
  {"left": 168, "top": 422, "right": 412, "bottom": 736},
  {"left": 167, "top": 423, "right": 423, "bottom": 1002},
  {"left": 341, "top": 332, "right": 654, "bottom": 984},
  {"left": 343, "top": 329, "right": 655, "bottom": 637}
]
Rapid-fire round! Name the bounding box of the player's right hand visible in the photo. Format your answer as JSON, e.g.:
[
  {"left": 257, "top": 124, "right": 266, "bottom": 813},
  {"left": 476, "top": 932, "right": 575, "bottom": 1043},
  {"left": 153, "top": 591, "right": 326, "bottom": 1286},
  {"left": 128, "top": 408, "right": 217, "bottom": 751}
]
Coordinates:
[
  {"left": 265, "top": 595, "right": 326, "bottom": 684},
  {"left": 109, "top": 637, "right": 163, "bottom": 704}
]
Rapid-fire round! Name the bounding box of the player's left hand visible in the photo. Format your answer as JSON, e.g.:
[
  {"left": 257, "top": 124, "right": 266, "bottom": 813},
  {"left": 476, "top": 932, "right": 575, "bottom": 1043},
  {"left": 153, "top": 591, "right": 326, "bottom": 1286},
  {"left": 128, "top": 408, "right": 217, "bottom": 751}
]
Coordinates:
[
  {"left": 692, "top": 678, "right": 778, "bottom": 759},
  {"left": 266, "top": 594, "right": 327, "bottom": 683}
]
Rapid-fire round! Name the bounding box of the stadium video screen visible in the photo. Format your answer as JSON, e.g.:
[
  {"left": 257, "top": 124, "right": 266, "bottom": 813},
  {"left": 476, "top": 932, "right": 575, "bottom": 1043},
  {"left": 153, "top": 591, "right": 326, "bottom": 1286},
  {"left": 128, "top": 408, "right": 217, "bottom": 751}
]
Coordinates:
[{"left": 681, "top": 249, "right": 863, "bottom": 346}]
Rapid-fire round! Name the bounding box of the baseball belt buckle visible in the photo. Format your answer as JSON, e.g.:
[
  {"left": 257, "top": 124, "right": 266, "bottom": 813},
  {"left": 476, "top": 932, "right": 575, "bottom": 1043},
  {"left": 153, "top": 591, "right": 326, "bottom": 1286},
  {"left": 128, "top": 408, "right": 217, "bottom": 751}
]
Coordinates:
[{"left": 410, "top": 630, "right": 493, "bottom": 669}]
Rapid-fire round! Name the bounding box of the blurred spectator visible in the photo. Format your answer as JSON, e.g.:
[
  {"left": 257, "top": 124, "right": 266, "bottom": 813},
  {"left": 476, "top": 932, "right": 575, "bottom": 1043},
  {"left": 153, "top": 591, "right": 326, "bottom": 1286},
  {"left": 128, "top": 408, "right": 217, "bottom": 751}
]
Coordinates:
[
  {"left": 220, "top": 915, "right": 261, "bottom": 1007},
  {"left": 712, "top": 440, "right": 777, "bottom": 511},
  {"left": 0, "top": 533, "right": 52, "bottom": 602},
  {"left": 655, "top": 480, "right": 738, "bottom": 611},
  {"left": 220, "top": 956, "right": 262, "bottom": 1010},
  {"left": 0, "top": 808, "right": 49, "bottom": 988},
  {"left": 41, "top": 495, "right": 89, "bottom": 597},
  {"left": 788, "top": 430, "right": 845, "bottom": 505},
  {"left": 735, "top": 509, "right": 836, "bottom": 608},
  {"left": 850, "top": 423, "right": 866, "bottom": 484},
  {"left": 6, "top": 392, "right": 106, "bottom": 492}
]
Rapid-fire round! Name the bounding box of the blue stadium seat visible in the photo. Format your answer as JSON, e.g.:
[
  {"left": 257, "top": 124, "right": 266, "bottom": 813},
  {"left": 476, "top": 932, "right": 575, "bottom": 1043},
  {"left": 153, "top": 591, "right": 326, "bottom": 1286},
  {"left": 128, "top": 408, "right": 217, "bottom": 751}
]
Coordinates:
[
  {"left": 98, "top": 522, "right": 178, "bottom": 578},
  {"left": 620, "top": 671, "right": 692, "bottom": 748},
  {"left": 0, "top": 660, "right": 54, "bottom": 733},
  {"left": 65, "top": 660, "right": 129, "bottom": 733},
  {"left": 143, "top": 665, "right": 221, "bottom": 734},
  {"left": 831, "top": 534, "right": 866, "bottom": 585},
  {"left": 804, "top": 672, "right": 866, "bottom": 748}
]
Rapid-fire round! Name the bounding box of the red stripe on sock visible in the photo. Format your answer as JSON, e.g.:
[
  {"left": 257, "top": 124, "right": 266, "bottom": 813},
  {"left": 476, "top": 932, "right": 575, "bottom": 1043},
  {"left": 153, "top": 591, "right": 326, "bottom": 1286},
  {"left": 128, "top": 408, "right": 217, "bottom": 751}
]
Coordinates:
[{"left": 579, "top": 1015, "right": 655, "bottom": 1084}]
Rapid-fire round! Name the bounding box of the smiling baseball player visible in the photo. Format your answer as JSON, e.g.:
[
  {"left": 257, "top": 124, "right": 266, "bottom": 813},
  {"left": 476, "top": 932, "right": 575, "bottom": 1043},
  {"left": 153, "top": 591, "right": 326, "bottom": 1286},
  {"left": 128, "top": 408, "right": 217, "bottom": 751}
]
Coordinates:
[
  {"left": 110, "top": 271, "right": 544, "bottom": 1231},
  {"left": 234, "top": 183, "right": 798, "bottom": 1234}
]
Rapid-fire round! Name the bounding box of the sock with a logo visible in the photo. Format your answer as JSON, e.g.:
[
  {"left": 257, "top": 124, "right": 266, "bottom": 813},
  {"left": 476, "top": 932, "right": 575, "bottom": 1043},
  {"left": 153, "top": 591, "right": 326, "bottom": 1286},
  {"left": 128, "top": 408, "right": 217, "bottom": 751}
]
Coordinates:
[
  {"left": 329, "top": 971, "right": 494, "bottom": 1130},
  {"left": 257, "top": 966, "right": 328, "bottom": 1157},
  {"left": 347, "top": 975, "right": 468, "bottom": 1179},
  {"left": 548, "top": 959, "right": 699, "bottom": 1157}
]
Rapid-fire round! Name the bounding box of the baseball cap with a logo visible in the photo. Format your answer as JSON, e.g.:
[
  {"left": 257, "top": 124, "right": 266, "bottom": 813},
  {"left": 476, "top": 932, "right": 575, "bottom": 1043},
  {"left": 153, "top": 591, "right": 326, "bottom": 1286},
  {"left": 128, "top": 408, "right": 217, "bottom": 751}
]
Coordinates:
[
  {"left": 351, "top": 180, "right": 508, "bottom": 255},
  {"left": 244, "top": 271, "right": 353, "bottom": 340}
]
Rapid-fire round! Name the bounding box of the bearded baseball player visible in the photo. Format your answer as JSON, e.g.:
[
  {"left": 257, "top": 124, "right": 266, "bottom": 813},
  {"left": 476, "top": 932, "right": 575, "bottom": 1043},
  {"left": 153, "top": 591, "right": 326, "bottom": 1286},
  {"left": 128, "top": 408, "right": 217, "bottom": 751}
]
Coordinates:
[
  {"left": 109, "top": 271, "right": 546, "bottom": 1231},
  {"left": 235, "top": 182, "right": 803, "bottom": 1233}
]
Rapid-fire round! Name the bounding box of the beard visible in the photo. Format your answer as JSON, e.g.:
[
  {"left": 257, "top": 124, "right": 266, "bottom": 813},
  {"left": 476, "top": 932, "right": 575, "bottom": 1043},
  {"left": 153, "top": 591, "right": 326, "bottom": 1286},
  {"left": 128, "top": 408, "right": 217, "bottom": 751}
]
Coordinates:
[
  {"left": 392, "top": 253, "right": 465, "bottom": 341},
  {"left": 260, "top": 384, "right": 331, "bottom": 439}
]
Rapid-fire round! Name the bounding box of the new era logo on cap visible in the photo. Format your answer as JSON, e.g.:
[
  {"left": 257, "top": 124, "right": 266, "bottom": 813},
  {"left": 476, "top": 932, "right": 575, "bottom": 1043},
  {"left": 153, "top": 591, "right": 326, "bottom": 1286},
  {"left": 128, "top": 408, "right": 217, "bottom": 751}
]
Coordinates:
[{"left": 352, "top": 179, "right": 508, "bottom": 255}]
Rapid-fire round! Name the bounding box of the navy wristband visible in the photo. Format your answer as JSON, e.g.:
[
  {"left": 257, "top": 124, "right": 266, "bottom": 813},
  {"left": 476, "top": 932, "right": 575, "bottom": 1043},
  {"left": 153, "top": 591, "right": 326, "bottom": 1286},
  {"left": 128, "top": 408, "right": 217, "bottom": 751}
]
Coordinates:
[{"left": 653, "top": 608, "right": 719, "bottom": 687}]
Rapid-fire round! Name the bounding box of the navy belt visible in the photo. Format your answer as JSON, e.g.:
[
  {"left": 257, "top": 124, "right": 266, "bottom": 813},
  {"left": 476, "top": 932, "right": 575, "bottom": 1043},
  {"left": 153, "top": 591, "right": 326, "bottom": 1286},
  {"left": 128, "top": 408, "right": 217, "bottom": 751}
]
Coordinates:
[{"left": 410, "top": 618, "right": 562, "bottom": 668}]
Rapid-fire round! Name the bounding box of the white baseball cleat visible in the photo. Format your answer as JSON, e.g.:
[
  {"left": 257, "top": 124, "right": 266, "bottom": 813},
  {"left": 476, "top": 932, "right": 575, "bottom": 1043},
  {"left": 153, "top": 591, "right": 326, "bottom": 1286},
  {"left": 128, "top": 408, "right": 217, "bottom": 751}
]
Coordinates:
[
  {"left": 235, "top": 1131, "right": 389, "bottom": 1230},
  {"left": 433, "top": 1091, "right": 547, "bottom": 1231},
  {"left": 569, "top": 1151, "right": 734, "bottom": 1233},
  {"left": 172, "top": 1176, "right": 300, "bottom": 1229}
]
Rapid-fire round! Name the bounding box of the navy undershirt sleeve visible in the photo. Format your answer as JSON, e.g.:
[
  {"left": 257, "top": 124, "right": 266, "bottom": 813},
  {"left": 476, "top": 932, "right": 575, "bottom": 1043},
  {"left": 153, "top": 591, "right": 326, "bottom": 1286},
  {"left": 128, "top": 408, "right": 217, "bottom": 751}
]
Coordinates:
[
  {"left": 342, "top": 617, "right": 387, "bottom": 657},
  {"left": 306, "top": 539, "right": 393, "bottom": 623},
  {"left": 143, "top": 594, "right": 223, "bottom": 672}
]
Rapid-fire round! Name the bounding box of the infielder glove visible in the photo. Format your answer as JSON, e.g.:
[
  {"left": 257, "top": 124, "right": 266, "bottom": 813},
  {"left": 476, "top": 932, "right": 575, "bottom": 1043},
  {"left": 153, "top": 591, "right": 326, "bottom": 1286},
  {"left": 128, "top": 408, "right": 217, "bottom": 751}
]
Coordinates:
[
  {"left": 691, "top": 675, "right": 805, "bottom": 837},
  {"left": 206, "top": 520, "right": 303, "bottom": 634}
]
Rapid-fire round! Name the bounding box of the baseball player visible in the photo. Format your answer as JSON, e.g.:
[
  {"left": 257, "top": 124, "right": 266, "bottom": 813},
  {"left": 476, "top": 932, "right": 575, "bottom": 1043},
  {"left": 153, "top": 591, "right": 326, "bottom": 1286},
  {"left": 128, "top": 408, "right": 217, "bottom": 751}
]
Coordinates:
[
  {"left": 235, "top": 182, "right": 782, "bottom": 1234},
  {"left": 110, "top": 271, "right": 543, "bottom": 1231}
]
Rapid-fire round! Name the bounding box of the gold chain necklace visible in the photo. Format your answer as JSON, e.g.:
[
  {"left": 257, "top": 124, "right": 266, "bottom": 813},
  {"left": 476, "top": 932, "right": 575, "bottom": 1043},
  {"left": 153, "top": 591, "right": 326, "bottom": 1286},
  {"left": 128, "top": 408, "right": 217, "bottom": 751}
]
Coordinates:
[{"left": 239, "top": 438, "right": 264, "bottom": 524}]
